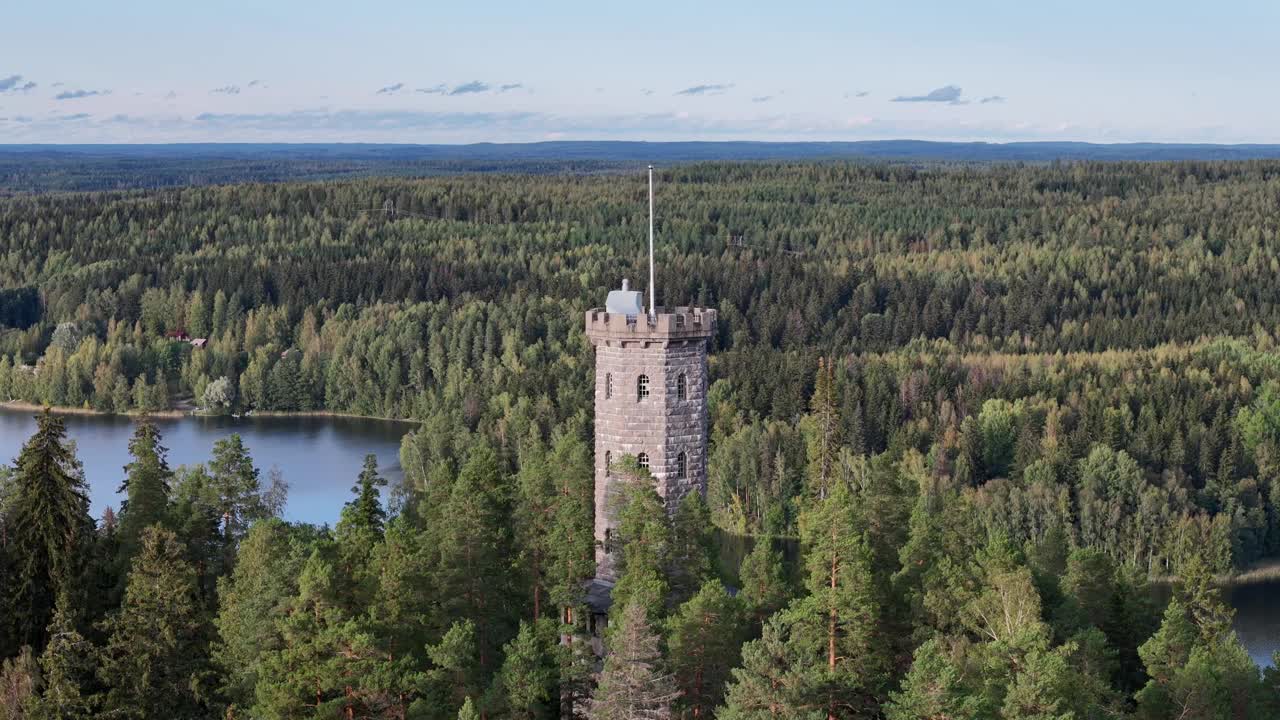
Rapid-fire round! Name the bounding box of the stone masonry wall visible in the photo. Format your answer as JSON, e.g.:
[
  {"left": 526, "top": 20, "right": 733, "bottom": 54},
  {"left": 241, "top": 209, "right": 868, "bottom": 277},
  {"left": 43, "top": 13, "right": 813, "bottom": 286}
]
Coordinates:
[{"left": 586, "top": 312, "right": 713, "bottom": 582}]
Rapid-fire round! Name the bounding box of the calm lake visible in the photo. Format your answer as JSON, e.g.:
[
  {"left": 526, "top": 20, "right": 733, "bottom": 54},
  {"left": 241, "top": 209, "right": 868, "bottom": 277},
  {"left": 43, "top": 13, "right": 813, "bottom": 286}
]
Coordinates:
[
  {"left": 1, "top": 406, "right": 1277, "bottom": 666},
  {"left": 0, "top": 407, "right": 414, "bottom": 527}
]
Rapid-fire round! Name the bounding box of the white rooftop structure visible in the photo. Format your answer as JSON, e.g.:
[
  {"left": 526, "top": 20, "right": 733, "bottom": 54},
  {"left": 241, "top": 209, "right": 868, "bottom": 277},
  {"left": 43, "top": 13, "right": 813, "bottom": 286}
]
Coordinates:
[{"left": 605, "top": 278, "right": 645, "bottom": 316}]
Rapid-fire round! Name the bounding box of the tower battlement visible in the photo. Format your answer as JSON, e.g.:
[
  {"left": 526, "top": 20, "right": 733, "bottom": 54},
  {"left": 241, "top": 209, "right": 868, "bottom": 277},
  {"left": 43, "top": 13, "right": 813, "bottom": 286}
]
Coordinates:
[{"left": 584, "top": 307, "right": 717, "bottom": 343}]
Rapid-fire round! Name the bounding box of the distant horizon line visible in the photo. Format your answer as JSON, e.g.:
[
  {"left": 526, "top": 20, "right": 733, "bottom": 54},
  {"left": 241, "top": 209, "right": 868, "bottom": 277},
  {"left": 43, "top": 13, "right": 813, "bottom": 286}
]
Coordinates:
[{"left": 5, "top": 139, "right": 1280, "bottom": 148}]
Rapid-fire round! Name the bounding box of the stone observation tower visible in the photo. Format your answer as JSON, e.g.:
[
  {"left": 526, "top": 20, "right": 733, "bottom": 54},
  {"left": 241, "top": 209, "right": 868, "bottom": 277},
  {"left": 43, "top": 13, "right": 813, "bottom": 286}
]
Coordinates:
[{"left": 584, "top": 166, "right": 717, "bottom": 585}]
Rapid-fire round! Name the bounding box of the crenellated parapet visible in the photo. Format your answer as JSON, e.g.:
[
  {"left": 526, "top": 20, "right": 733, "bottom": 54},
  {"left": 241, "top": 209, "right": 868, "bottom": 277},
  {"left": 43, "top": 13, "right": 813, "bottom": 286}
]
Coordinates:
[{"left": 584, "top": 307, "right": 717, "bottom": 345}]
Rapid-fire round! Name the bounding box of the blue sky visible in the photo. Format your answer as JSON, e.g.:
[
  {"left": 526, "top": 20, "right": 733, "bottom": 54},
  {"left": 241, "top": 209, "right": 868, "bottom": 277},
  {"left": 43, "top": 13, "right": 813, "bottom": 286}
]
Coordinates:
[{"left": 3, "top": 0, "right": 1278, "bottom": 144}]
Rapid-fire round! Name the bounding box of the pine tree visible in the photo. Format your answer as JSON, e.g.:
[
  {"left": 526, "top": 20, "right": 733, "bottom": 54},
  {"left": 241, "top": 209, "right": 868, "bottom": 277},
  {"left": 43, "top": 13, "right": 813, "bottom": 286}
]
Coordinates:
[
  {"left": 115, "top": 419, "right": 173, "bottom": 574},
  {"left": 5, "top": 411, "right": 92, "bottom": 651},
  {"left": 424, "top": 620, "right": 485, "bottom": 717},
  {"left": 434, "top": 443, "right": 516, "bottom": 673},
  {"left": 589, "top": 600, "right": 679, "bottom": 720},
  {"left": 805, "top": 358, "right": 841, "bottom": 499},
  {"left": 1135, "top": 595, "right": 1264, "bottom": 719},
  {"left": 97, "top": 526, "right": 214, "bottom": 718},
  {"left": 666, "top": 579, "right": 746, "bottom": 718},
  {"left": 252, "top": 542, "right": 395, "bottom": 718},
  {"left": 787, "top": 478, "right": 889, "bottom": 719},
  {"left": 718, "top": 614, "right": 809, "bottom": 720},
  {"left": 885, "top": 637, "right": 992, "bottom": 720},
  {"left": 213, "top": 519, "right": 311, "bottom": 711}
]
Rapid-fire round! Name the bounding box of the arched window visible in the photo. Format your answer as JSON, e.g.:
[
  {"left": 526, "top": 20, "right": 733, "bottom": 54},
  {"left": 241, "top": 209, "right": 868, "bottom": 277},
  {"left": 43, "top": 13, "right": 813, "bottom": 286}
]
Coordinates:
[
  {"left": 676, "top": 452, "right": 687, "bottom": 479},
  {"left": 605, "top": 372, "right": 613, "bottom": 399},
  {"left": 604, "top": 451, "right": 612, "bottom": 476},
  {"left": 677, "top": 373, "right": 687, "bottom": 401},
  {"left": 637, "top": 453, "right": 649, "bottom": 471},
  {"left": 637, "top": 374, "right": 650, "bottom": 401}
]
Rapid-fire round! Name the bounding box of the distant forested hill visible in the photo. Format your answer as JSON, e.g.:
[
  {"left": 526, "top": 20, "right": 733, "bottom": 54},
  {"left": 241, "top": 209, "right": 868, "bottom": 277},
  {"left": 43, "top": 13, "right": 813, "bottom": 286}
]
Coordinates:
[{"left": 6, "top": 140, "right": 1280, "bottom": 192}]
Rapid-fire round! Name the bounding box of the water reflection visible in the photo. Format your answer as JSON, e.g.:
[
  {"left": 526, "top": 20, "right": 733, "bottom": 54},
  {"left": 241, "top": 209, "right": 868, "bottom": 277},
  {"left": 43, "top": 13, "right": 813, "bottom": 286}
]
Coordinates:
[{"left": 0, "top": 408, "right": 414, "bottom": 527}]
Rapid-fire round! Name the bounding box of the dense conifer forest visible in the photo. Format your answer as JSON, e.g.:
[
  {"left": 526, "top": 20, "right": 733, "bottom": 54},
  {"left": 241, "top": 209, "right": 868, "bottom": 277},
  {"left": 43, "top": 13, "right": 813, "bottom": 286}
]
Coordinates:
[{"left": 4, "top": 160, "right": 1280, "bottom": 717}]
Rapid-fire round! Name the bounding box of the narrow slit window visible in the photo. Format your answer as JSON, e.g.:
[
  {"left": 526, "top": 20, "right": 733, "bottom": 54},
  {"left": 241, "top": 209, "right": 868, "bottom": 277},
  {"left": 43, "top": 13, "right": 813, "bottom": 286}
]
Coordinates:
[
  {"left": 605, "top": 372, "right": 613, "bottom": 399},
  {"left": 677, "top": 373, "right": 687, "bottom": 401},
  {"left": 604, "top": 528, "right": 613, "bottom": 554},
  {"left": 637, "top": 374, "right": 650, "bottom": 401},
  {"left": 637, "top": 452, "right": 649, "bottom": 471},
  {"left": 676, "top": 452, "right": 687, "bottom": 479},
  {"left": 605, "top": 451, "right": 612, "bottom": 476}
]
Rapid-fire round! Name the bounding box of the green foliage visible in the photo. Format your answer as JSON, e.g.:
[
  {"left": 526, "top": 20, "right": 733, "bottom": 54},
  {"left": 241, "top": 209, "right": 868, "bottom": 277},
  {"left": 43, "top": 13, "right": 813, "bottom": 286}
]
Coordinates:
[
  {"left": 115, "top": 419, "right": 173, "bottom": 578},
  {"left": 213, "top": 519, "right": 312, "bottom": 711},
  {"left": 666, "top": 579, "right": 747, "bottom": 718},
  {"left": 608, "top": 467, "right": 672, "bottom": 627},
  {"left": 4, "top": 412, "right": 92, "bottom": 651},
  {"left": 96, "top": 527, "right": 215, "bottom": 718},
  {"left": 486, "top": 620, "right": 558, "bottom": 720},
  {"left": 668, "top": 491, "right": 717, "bottom": 606},
  {"left": 27, "top": 601, "right": 96, "bottom": 719},
  {"left": 737, "top": 537, "right": 792, "bottom": 629},
  {"left": 7, "top": 161, "right": 1280, "bottom": 717}
]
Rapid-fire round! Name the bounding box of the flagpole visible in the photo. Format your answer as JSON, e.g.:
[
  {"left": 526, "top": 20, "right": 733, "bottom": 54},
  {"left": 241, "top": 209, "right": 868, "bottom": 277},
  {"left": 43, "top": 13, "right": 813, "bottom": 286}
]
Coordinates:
[{"left": 648, "top": 164, "right": 656, "bottom": 317}]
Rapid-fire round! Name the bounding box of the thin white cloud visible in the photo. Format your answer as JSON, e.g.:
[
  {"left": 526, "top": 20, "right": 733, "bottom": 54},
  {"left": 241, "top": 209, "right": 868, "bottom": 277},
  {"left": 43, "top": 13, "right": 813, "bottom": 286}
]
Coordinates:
[
  {"left": 449, "top": 80, "right": 490, "bottom": 95},
  {"left": 55, "top": 89, "right": 110, "bottom": 100},
  {"left": 0, "top": 75, "right": 37, "bottom": 93},
  {"left": 892, "top": 85, "right": 965, "bottom": 104},
  {"left": 676, "top": 83, "right": 733, "bottom": 96}
]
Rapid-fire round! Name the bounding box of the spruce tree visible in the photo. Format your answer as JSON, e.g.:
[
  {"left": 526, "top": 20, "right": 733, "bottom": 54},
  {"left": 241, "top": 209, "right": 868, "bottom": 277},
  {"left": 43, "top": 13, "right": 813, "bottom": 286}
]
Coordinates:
[
  {"left": 457, "top": 696, "right": 480, "bottom": 720},
  {"left": 738, "top": 537, "right": 791, "bottom": 630},
  {"left": 514, "top": 437, "right": 556, "bottom": 619},
  {"left": 6, "top": 412, "right": 92, "bottom": 651},
  {"left": 589, "top": 600, "right": 679, "bottom": 720},
  {"left": 97, "top": 526, "right": 214, "bottom": 718},
  {"left": 487, "top": 620, "right": 557, "bottom": 720},
  {"left": 345, "top": 453, "right": 387, "bottom": 536},
  {"left": 609, "top": 466, "right": 671, "bottom": 627},
  {"left": 208, "top": 433, "right": 266, "bottom": 544},
  {"left": 545, "top": 431, "right": 595, "bottom": 651},
  {"left": 115, "top": 419, "right": 173, "bottom": 574},
  {"left": 335, "top": 454, "right": 387, "bottom": 609},
  {"left": 28, "top": 599, "right": 95, "bottom": 720},
  {"left": 668, "top": 491, "right": 717, "bottom": 606}
]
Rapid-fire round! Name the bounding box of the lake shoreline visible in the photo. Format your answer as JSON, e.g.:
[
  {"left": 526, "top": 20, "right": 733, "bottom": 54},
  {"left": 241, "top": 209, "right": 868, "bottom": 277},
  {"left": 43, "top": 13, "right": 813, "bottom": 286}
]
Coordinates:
[{"left": 0, "top": 400, "right": 419, "bottom": 425}]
